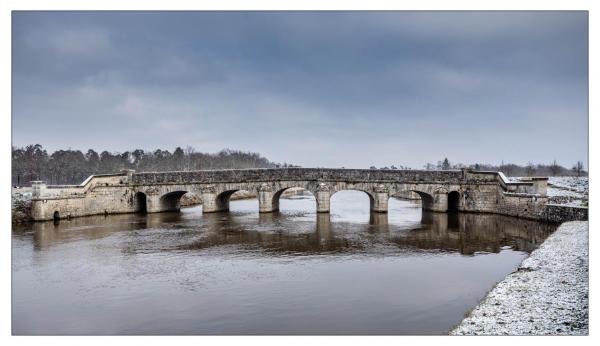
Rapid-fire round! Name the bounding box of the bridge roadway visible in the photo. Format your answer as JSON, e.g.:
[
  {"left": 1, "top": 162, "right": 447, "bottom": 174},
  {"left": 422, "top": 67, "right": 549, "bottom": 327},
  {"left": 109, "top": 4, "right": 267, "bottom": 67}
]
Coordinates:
[{"left": 30, "top": 168, "right": 549, "bottom": 221}]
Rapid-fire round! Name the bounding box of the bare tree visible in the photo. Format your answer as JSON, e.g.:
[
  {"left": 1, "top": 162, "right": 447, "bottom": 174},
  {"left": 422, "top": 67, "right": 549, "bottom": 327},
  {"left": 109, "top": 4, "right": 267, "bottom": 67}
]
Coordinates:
[
  {"left": 525, "top": 162, "right": 535, "bottom": 177},
  {"left": 183, "top": 146, "right": 195, "bottom": 171},
  {"left": 549, "top": 159, "right": 561, "bottom": 176},
  {"left": 499, "top": 160, "right": 512, "bottom": 176},
  {"left": 572, "top": 161, "right": 584, "bottom": 177}
]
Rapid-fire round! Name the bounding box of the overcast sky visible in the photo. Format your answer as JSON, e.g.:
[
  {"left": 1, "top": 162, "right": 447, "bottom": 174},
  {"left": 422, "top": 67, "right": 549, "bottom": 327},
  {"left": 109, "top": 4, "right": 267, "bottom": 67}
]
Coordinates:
[{"left": 12, "top": 11, "right": 588, "bottom": 168}]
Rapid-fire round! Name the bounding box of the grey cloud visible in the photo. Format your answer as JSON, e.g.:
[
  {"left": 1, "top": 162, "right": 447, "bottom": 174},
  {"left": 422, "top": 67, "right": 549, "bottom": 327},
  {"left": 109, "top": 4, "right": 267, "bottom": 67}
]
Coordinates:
[{"left": 12, "top": 11, "right": 588, "bottom": 168}]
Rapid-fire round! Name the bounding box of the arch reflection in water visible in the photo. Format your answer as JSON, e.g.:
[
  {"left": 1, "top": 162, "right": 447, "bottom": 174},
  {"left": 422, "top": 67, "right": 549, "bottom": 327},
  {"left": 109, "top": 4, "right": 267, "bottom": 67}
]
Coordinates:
[
  {"left": 398, "top": 211, "right": 554, "bottom": 254},
  {"left": 17, "top": 203, "right": 556, "bottom": 256},
  {"left": 180, "top": 212, "right": 348, "bottom": 254}
]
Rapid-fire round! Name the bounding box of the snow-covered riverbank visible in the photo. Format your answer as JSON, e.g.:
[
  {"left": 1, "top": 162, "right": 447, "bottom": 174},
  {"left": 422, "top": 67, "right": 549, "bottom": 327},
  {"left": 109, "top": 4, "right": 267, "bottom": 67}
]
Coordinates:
[{"left": 451, "top": 221, "right": 588, "bottom": 335}]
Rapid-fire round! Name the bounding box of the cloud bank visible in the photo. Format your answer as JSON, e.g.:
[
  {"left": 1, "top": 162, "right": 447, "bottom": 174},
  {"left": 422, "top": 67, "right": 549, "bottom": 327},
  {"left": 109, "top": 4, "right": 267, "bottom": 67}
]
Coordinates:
[{"left": 12, "top": 11, "right": 588, "bottom": 168}]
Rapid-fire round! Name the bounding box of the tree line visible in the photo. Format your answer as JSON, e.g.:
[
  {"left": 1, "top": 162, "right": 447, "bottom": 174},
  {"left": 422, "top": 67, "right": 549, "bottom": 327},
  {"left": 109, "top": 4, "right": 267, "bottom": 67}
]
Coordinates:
[
  {"left": 12, "top": 145, "right": 587, "bottom": 186},
  {"left": 420, "top": 158, "right": 586, "bottom": 177},
  {"left": 12, "top": 144, "right": 295, "bottom": 186}
]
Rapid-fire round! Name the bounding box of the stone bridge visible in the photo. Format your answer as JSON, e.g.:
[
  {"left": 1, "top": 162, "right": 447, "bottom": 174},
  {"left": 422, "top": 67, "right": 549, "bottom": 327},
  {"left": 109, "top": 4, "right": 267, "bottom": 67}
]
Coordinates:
[{"left": 30, "top": 168, "right": 550, "bottom": 222}]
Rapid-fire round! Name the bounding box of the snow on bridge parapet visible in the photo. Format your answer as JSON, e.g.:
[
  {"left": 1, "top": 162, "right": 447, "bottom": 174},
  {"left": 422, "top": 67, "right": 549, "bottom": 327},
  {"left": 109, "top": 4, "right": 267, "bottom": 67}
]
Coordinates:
[{"left": 473, "top": 170, "right": 547, "bottom": 195}]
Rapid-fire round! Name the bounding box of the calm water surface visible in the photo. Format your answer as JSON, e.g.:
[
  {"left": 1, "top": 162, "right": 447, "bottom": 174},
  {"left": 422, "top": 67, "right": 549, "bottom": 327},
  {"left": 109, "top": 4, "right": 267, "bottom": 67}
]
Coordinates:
[{"left": 12, "top": 191, "right": 556, "bottom": 335}]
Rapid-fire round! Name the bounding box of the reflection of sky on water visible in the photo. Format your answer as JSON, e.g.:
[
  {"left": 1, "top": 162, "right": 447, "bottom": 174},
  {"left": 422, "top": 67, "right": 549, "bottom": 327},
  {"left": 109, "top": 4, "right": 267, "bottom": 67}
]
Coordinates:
[{"left": 12, "top": 191, "right": 555, "bottom": 335}]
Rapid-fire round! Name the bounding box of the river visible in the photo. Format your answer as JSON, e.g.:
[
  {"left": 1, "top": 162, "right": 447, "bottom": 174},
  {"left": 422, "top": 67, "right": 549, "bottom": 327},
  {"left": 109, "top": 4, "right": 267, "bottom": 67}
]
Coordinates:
[{"left": 12, "top": 191, "right": 556, "bottom": 335}]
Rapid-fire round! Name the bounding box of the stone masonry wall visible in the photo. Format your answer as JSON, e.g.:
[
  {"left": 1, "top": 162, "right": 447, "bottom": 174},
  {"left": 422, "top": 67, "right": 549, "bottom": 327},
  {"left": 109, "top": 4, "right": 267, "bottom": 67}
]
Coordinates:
[
  {"left": 30, "top": 168, "right": 563, "bottom": 222},
  {"left": 496, "top": 193, "right": 549, "bottom": 220},
  {"left": 131, "top": 168, "right": 465, "bottom": 185},
  {"left": 540, "top": 204, "right": 589, "bottom": 224},
  {"left": 31, "top": 174, "right": 135, "bottom": 221}
]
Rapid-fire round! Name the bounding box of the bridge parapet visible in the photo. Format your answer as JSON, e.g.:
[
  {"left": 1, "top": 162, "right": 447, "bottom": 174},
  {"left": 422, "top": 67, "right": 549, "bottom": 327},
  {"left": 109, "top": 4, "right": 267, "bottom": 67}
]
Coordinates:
[
  {"left": 31, "top": 172, "right": 130, "bottom": 200},
  {"left": 469, "top": 170, "right": 547, "bottom": 196},
  {"left": 131, "top": 168, "right": 466, "bottom": 185}
]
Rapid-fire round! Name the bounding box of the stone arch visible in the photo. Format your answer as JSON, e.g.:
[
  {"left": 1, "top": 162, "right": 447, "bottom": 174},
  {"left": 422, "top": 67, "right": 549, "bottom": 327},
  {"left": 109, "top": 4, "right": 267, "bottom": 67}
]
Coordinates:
[
  {"left": 448, "top": 191, "right": 460, "bottom": 212},
  {"left": 134, "top": 191, "right": 147, "bottom": 213},
  {"left": 330, "top": 189, "right": 376, "bottom": 212},
  {"left": 179, "top": 191, "right": 201, "bottom": 209},
  {"left": 271, "top": 186, "right": 316, "bottom": 212},
  {"left": 159, "top": 190, "right": 188, "bottom": 212},
  {"left": 215, "top": 189, "right": 256, "bottom": 212},
  {"left": 411, "top": 190, "right": 435, "bottom": 211}
]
